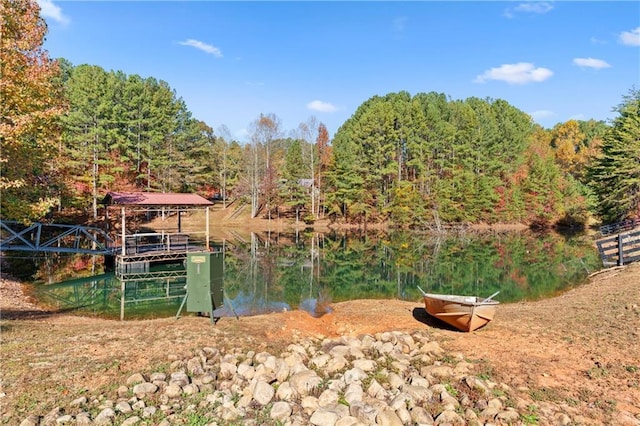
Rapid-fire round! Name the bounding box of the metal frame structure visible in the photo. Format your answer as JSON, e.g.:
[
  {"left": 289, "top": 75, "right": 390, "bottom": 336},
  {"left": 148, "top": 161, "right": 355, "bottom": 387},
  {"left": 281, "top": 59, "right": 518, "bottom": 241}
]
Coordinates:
[{"left": 0, "top": 221, "right": 114, "bottom": 255}]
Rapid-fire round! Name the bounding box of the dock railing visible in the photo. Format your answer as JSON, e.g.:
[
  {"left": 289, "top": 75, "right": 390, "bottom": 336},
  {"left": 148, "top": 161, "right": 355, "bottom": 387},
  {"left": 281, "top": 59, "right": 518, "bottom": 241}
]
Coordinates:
[
  {"left": 123, "top": 232, "right": 203, "bottom": 255},
  {"left": 595, "top": 229, "right": 640, "bottom": 267},
  {"left": 599, "top": 218, "right": 640, "bottom": 237}
]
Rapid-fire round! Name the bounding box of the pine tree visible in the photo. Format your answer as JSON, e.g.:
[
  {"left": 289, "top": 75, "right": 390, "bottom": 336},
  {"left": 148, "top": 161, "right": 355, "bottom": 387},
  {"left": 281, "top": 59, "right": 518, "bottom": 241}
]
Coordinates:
[{"left": 588, "top": 88, "right": 640, "bottom": 223}]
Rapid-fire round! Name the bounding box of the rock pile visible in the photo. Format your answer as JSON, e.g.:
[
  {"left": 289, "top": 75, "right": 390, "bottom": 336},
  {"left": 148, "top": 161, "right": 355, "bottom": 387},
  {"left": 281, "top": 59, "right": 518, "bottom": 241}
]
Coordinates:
[{"left": 20, "top": 330, "right": 574, "bottom": 425}]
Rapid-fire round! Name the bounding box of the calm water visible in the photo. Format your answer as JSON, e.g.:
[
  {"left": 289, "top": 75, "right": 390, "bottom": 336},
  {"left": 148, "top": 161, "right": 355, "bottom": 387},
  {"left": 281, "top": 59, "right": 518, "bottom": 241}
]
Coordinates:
[{"left": 32, "top": 229, "right": 601, "bottom": 320}]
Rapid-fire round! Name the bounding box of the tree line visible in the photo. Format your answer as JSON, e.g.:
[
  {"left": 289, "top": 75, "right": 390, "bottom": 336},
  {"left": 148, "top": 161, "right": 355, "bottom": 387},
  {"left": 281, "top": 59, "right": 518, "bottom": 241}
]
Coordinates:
[{"left": 2, "top": 0, "right": 639, "bottom": 228}]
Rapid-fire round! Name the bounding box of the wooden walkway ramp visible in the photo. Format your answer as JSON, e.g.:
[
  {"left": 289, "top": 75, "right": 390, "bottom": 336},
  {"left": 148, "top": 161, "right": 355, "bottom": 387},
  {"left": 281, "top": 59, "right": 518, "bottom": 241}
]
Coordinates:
[{"left": 595, "top": 229, "right": 640, "bottom": 267}]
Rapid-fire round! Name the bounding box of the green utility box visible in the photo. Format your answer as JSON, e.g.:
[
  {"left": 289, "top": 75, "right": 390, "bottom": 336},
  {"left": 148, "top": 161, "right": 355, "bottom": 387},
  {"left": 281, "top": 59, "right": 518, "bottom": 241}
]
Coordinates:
[{"left": 185, "top": 252, "right": 224, "bottom": 317}]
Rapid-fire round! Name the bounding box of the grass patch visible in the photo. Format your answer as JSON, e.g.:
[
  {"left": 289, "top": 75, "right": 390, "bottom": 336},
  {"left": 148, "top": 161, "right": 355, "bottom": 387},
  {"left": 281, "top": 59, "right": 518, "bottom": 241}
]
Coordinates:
[
  {"left": 529, "top": 387, "right": 562, "bottom": 402},
  {"left": 586, "top": 366, "right": 608, "bottom": 379},
  {"left": 521, "top": 404, "right": 539, "bottom": 425}
]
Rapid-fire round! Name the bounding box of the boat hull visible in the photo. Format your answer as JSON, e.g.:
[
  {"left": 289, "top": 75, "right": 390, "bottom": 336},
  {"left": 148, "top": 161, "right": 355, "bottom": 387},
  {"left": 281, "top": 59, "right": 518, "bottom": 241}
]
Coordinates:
[{"left": 423, "top": 294, "right": 499, "bottom": 332}]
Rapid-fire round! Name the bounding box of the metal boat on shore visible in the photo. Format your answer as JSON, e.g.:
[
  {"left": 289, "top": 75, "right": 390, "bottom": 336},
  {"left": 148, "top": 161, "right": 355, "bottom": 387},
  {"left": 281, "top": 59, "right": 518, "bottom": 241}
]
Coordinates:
[{"left": 418, "top": 288, "right": 500, "bottom": 332}]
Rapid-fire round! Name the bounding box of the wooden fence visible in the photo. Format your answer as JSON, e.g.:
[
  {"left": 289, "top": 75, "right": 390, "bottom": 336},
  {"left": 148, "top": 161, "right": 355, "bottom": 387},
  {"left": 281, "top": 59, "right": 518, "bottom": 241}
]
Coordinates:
[
  {"left": 595, "top": 229, "right": 640, "bottom": 267},
  {"left": 599, "top": 218, "right": 640, "bottom": 236}
]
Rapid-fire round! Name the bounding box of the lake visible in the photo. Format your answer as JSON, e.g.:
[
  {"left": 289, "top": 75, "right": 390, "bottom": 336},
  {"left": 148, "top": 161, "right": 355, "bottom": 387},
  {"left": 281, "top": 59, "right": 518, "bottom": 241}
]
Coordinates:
[{"left": 32, "top": 229, "right": 601, "bottom": 320}]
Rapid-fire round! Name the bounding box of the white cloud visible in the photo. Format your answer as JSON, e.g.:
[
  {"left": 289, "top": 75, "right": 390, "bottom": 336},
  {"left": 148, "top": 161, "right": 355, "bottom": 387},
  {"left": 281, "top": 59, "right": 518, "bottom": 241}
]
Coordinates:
[
  {"left": 474, "top": 62, "right": 553, "bottom": 84},
  {"left": 179, "top": 39, "right": 223, "bottom": 57},
  {"left": 514, "top": 2, "right": 554, "bottom": 14},
  {"left": 393, "top": 16, "right": 407, "bottom": 33},
  {"left": 36, "top": 0, "right": 70, "bottom": 25},
  {"left": 619, "top": 27, "right": 640, "bottom": 46},
  {"left": 307, "top": 100, "right": 337, "bottom": 113},
  {"left": 530, "top": 110, "right": 555, "bottom": 121},
  {"left": 504, "top": 2, "right": 554, "bottom": 18},
  {"left": 573, "top": 57, "right": 611, "bottom": 69},
  {"left": 590, "top": 37, "right": 607, "bottom": 45}
]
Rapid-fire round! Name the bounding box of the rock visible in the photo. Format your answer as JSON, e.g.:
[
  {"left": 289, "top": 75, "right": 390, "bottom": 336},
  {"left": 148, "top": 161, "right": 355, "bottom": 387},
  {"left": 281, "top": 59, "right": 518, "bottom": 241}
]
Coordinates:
[
  {"left": 117, "top": 385, "right": 129, "bottom": 398},
  {"left": 301, "top": 396, "right": 320, "bottom": 415},
  {"left": 164, "top": 384, "right": 182, "bottom": 399},
  {"left": 132, "top": 382, "right": 158, "bottom": 397},
  {"left": 395, "top": 407, "right": 412, "bottom": 425},
  {"left": 435, "top": 409, "right": 465, "bottom": 425},
  {"left": 252, "top": 380, "right": 275, "bottom": 405},
  {"left": 75, "top": 412, "right": 92, "bottom": 425},
  {"left": 187, "top": 357, "right": 205, "bottom": 375},
  {"left": 344, "top": 383, "right": 364, "bottom": 405},
  {"left": 349, "top": 401, "right": 379, "bottom": 424},
  {"left": 366, "top": 379, "right": 386, "bottom": 399},
  {"left": 184, "top": 383, "right": 199, "bottom": 395},
  {"left": 70, "top": 396, "right": 87, "bottom": 407},
  {"left": 387, "top": 372, "right": 405, "bottom": 390},
  {"left": 289, "top": 370, "right": 323, "bottom": 397},
  {"left": 276, "top": 381, "right": 296, "bottom": 401},
  {"left": 125, "top": 373, "right": 146, "bottom": 386},
  {"left": 142, "top": 406, "right": 157, "bottom": 418},
  {"left": 169, "top": 371, "right": 190, "bottom": 387},
  {"left": 496, "top": 408, "right": 520, "bottom": 423},
  {"left": 93, "top": 408, "right": 115, "bottom": 425},
  {"left": 115, "top": 400, "right": 132, "bottom": 413},
  {"left": 352, "top": 359, "right": 376, "bottom": 372},
  {"left": 310, "top": 404, "right": 349, "bottom": 426},
  {"left": 376, "top": 408, "right": 404, "bottom": 426},
  {"left": 310, "top": 408, "right": 339, "bottom": 426},
  {"left": 335, "top": 416, "right": 364, "bottom": 426},
  {"left": 310, "top": 353, "right": 332, "bottom": 369},
  {"left": 423, "top": 365, "right": 454, "bottom": 380},
  {"left": 19, "top": 415, "right": 40, "bottom": 426},
  {"left": 410, "top": 406, "right": 434, "bottom": 424},
  {"left": 219, "top": 361, "right": 237, "bottom": 378},
  {"left": 132, "top": 400, "right": 146, "bottom": 410},
  {"left": 420, "top": 341, "right": 445, "bottom": 356},
  {"left": 343, "top": 367, "right": 368, "bottom": 384},
  {"left": 402, "top": 384, "right": 433, "bottom": 402},
  {"left": 149, "top": 372, "right": 166, "bottom": 382},
  {"left": 554, "top": 412, "right": 572, "bottom": 425},
  {"left": 325, "top": 355, "right": 349, "bottom": 374},
  {"left": 55, "top": 415, "right": 73, "bottom": 424},
  {"left": 318, "top": 389, "right": 339, "bottom": 407},
  {"left": 270, "top": 401, "right": 292, "bottom": 421},
  {"left": 237, "top": 363, "right": 256, "bottom": 380},
  {"left": 121, "top": 417, "right": 141, "bottom": 426},
  {"left": 274, "top": 359, "right": 291, "bottom": 382},
  {"left": 42, "top": 407, "right": 62, "bottom": 425}
]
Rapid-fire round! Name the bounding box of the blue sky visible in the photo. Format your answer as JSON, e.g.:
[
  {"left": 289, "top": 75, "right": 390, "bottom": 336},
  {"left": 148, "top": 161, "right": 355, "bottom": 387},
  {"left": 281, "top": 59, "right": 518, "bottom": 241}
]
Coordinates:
[{"left": 38, "top": 1, "right": 639, "bottom": 142}]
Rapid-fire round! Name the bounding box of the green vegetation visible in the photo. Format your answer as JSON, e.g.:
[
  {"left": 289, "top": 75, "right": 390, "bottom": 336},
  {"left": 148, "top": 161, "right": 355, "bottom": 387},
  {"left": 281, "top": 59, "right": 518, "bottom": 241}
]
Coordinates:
[
  {"left": 521, "top": 404, "right": 540, "bottom": 425},
  {"left": 3, "top": 1, "right": 638, "bottom": 228}
]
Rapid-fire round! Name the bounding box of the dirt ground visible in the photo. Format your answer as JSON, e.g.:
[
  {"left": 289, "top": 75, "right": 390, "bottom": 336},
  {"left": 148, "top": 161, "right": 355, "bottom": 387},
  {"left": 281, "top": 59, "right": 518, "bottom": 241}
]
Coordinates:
[{"left": 1, "top": 259, "right": 639, "bottom": 424}]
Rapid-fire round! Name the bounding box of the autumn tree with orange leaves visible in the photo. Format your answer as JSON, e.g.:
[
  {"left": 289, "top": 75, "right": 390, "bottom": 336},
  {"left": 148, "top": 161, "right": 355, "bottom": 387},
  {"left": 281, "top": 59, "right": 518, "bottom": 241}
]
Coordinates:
[{"left": 0, "top": 0, "right": 66, "bottom": 220}]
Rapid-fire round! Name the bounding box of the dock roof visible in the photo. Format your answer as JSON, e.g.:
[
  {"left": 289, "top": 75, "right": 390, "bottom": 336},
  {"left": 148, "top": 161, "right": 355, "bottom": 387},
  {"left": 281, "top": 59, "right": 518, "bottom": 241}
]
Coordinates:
[{"left": 101, "top": 191, "right": 213, "bottom": 207}]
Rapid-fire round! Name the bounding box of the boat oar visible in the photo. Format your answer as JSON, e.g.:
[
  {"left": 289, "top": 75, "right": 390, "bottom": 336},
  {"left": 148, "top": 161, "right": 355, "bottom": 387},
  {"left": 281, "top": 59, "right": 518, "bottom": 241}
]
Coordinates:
[
  {"left": 416, "top": 285, "right": 428, "bottom": 296},
  {"left": 481, "top": 291, "right": 500, "bottom": 304}
]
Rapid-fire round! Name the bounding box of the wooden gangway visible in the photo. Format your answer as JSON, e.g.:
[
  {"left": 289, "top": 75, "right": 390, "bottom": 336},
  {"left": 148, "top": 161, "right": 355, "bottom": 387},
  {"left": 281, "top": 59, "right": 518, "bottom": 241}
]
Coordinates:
[{"left": 595, "top": 229, "right": 640, "bottom": 267}]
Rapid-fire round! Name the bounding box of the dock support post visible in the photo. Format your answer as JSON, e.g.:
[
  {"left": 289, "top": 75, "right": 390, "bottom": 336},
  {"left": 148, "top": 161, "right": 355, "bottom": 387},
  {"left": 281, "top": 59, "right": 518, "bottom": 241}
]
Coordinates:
[
  {"left": 120, "top": 279, "right": 125, "bottom": 320},
  {"left": 618, "top": 233, "right": 625, "bottom": 266},
  {"left": 121, "top": 207, "right": 126, "bottom": 256},
  {"left": 206, "top": 207, "right": 210, "bottom": 250}
]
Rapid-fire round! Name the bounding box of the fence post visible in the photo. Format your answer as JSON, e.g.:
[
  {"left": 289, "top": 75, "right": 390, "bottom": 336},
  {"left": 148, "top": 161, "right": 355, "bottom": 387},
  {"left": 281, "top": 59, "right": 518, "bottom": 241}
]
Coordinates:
[{"left": 618, "top": 233, "right": 624, "bottom": 266}]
